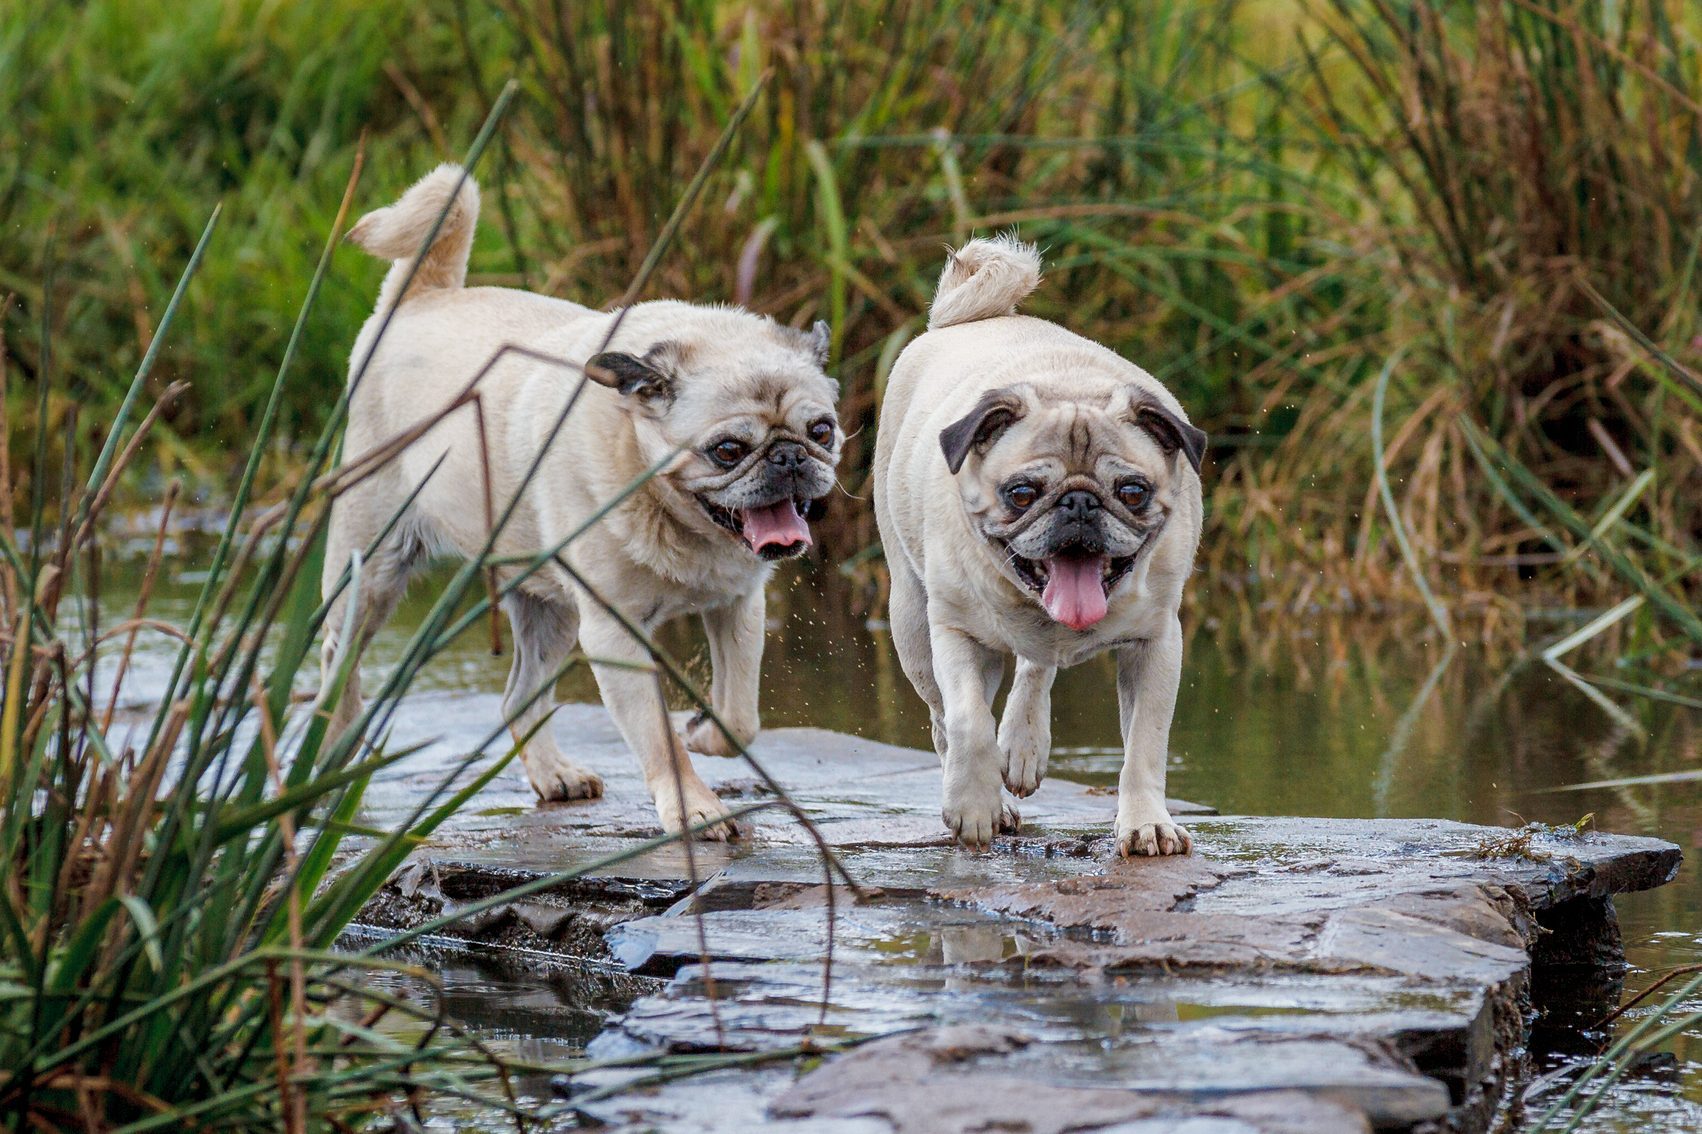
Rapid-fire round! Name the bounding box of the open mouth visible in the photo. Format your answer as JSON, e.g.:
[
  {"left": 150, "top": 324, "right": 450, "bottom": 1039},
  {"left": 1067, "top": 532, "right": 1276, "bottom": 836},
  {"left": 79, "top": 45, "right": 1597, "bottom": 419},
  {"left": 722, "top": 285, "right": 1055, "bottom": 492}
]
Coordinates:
[
  {"left": 1006, "top": 548, "right": 1137, "bottom": 631},
  {"left": 699, "top": 496, "right": 815, "bottom": 561}
]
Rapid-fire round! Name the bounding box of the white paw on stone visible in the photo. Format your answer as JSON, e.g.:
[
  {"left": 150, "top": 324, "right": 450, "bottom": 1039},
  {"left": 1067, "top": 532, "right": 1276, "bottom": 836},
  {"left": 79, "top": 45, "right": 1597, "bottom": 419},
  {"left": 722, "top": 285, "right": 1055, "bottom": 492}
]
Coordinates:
[
  {"left": 524, "top": 754, "right": 604, "bottom": 802},
  {"left": 682, "top": 713, "right": 754, "bottom": 758},
  {"left": 999, "top": 798, "right": 1023, "bottom": 835},
  {"left": 1116, "top": 810, "right": 1192, "bottom": 858},
  {"left": 943, "top": 784, "right": 1005, "bottom": 850},
  {"left": 656, "top": 781, "right": 740, "bottom": 841}
]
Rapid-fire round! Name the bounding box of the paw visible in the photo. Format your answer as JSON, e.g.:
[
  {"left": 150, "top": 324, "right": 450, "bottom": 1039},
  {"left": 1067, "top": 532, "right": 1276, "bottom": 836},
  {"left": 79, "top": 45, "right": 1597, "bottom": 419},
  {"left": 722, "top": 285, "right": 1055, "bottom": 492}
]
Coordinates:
[
  {"left": 656, "top": 782, "right": 741, "bottom": 841},
  {"left": 524, "top": 755, "right": 604, "bottom": 803},
  {"left": 1115, "top": 803, "right": 1192, "bottom": 858},
  {"left": 999, "top": 798, "right": 1022, "bottom": 835},
  {"left": 1000, "top": 728, "right": 1048, "bottom": 798},
  {"left": 942, "top": 785, "right": 1004, "bottom": 850},
  {"left": 682, "top": 712, "right": 755, "bottom": 758}
]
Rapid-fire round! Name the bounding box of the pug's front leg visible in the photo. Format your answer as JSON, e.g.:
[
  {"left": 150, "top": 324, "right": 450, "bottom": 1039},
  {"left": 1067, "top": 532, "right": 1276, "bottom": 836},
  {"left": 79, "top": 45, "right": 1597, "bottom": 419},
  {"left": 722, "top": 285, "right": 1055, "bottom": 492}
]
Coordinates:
[
  {"left": 578, "top": 607, "right": 738, "bottom": 840},
  {"left": 1113, "top": 617, "right": 1191, "bottom": 857},
  {"left": 932, "top": 623, "right": 1012, "bottom": 849},
  {"left": 999, "top": 656, "right": 1055, "bottom": 797},
  {"left": 683, "top": 587, "right": 764, "bottom": 758}
]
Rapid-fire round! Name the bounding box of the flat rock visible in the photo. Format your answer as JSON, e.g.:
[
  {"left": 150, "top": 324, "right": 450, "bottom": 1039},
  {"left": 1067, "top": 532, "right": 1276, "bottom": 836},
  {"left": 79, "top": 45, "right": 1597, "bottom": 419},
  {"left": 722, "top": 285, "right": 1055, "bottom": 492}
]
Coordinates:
[
  {"left": 569, "top": 1026, "right": 1381, "bottom": 1134},
  {"left": 769, "top": 1025, "right": 1381, "bottom": 1134},
  {"left": 345, "top": 699, "right": 1682, "bottom": 1133},
  {"left": 601, "top": 957, "right": 1486, "bottom": 1063}
]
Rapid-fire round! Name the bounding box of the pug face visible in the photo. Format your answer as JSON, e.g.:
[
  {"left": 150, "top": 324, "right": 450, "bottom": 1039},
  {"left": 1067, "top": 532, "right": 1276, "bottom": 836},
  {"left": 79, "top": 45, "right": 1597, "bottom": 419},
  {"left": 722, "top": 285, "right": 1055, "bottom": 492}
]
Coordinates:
[
  {"left": 939, "top": 384, "right": 1205, "bottom": 630},
  {"left": 588, "top": 320, "right": 840, "bottom": 560}
]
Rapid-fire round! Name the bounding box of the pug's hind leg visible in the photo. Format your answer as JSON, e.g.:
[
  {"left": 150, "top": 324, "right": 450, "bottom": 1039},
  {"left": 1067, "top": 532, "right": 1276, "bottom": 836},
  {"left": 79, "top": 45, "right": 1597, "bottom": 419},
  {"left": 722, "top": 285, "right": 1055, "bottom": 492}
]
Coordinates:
[
  {"left": 319, "top": 501, "right": 417, "bottom": 745},
  {"left": 579, "top": 605, "right": 737, "bottom": 840},
  {"left": 931, "top": 622, "right": 1006, "bottom": 849},
  {"left": 1113, "top": 616, "right": 1191, "bottom": 857},
  {"left": 888, "top": 566, "right": 947, "bottom": 757},
  {"left": 999, "top": 656, "right": 1054, "bottom": 798},
  {"left": 683, "top": 587, "right": 763, "bottom": 757},
  {"left": 504, "top": 591, "right": 602, "bottom": 802}
]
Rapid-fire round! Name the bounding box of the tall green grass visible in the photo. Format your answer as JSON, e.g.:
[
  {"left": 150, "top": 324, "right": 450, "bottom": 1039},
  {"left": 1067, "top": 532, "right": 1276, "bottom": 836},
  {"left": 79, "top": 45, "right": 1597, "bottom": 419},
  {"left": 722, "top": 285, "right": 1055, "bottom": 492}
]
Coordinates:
[
  {"left": 0, "top": 88, "right": 552, "bottom": 1128},
  {"left": 4, "top": 0, "right": 1701, "bottom": 627},
  {"left": 0, "top": 0, "right": 480, "bottom": 471},
  {"left": 1262, "top": 0, "right": 1702, "bottom": 623}
]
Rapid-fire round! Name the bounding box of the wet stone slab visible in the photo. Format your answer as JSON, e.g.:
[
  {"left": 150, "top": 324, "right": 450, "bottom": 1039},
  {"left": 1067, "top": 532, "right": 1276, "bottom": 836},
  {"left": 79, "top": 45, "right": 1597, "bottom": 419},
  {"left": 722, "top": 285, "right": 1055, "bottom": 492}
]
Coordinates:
[{"left": 348, "top": 699, "right": 1682, "bottom": 1133}]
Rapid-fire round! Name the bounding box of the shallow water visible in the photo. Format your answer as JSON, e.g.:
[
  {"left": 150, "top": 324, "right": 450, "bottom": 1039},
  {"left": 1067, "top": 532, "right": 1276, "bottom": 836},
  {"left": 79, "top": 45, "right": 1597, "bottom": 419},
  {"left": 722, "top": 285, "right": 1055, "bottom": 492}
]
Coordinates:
[{"left": 102, "top": 555, "right": 1701, "bottom": 1129}]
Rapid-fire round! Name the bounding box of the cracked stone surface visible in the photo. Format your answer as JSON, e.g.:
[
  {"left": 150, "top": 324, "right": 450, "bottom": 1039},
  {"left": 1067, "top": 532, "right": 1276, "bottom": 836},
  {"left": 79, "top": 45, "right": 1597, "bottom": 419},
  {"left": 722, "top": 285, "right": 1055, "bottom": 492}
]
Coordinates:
[{"left": 349, "top": 698, "right": 1683, "bottom": 1133}]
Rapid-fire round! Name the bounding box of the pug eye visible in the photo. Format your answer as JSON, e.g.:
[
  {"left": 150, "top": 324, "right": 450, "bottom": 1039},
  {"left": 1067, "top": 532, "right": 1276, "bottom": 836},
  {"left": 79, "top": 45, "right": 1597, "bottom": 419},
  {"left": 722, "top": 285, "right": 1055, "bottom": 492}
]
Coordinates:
[
  {"left": 807, "top": 418, "right": 835, "bottom": 446},
  {"left": 1116, "top": 479, "right": 1151, "bottom": 510},
  {"left": 708, "top": 439, "right": 748, "bottom": 467},
  {"left": 1004, "top": 482, "right": 1040, "bottom": 512}
]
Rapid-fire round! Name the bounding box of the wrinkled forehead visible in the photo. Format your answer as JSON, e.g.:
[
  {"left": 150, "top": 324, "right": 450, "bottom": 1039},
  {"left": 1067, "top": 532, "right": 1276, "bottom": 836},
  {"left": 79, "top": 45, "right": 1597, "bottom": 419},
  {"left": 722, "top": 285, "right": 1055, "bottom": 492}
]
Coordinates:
[
  {"left": 671, "top": 351, "right": 836, "bottom": 427},
  {"left": 685, "top": 371, "right": 832, "bottom": 415},
  {"left": 1008, "top": 393, "right": 1164, "bottom": 473}
]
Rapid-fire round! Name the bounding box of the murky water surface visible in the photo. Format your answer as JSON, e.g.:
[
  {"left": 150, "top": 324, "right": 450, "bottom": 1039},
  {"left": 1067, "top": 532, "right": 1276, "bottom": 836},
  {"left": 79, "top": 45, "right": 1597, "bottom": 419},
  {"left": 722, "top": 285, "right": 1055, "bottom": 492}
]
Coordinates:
[{"left": 106, "top": 556, "right": 1701, "bottom": 1129}]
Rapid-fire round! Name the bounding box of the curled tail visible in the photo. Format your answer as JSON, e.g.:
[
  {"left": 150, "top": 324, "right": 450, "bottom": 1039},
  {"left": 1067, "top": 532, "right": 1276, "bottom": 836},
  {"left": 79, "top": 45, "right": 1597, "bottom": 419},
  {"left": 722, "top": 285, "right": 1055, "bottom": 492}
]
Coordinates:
[
  {"left": 928, "top": 235, "right": 1042, "bottom": 330},
  {"left": 347, "top": 164, "right": 481, "bottom": 311}
]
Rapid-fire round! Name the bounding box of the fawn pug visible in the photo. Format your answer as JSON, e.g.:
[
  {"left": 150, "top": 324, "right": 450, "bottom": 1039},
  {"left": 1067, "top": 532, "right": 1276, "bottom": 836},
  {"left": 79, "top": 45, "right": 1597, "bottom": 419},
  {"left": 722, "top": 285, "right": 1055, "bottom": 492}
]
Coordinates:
[
  {"left": 873, "top": 237, "right": 1205, "bottom": 855},
  {"left": 321, "top": 165, "right": 840, "bottom": 839}
]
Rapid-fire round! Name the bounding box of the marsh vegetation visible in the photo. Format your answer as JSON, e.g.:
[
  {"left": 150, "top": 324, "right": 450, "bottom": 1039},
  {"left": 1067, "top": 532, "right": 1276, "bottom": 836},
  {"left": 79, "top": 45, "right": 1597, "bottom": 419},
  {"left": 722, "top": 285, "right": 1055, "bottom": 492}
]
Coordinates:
[{"left": 2, "top": 0, "right": 1700, "bottom": 1129}]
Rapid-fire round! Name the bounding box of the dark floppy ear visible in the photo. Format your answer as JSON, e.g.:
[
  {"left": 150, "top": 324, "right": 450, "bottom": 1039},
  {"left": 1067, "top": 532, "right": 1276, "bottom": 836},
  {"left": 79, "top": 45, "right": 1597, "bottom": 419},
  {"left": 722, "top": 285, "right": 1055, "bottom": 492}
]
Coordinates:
[
  {"left": 939, "top": 389, "right": 1025, "bottom": 475},
  {"left": 1133, "top": 401, "right": 1207, "bottom": 474},
  {"left": 585, "top": 343, "right": 679, "bottom": 403}
]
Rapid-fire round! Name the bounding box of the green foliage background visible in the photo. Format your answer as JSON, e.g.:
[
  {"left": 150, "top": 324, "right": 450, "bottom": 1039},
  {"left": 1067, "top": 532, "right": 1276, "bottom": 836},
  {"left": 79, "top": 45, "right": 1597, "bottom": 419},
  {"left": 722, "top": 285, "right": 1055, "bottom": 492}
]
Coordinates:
[{"left": 5, "top": 0, "right": 1701, "bottom": 618}]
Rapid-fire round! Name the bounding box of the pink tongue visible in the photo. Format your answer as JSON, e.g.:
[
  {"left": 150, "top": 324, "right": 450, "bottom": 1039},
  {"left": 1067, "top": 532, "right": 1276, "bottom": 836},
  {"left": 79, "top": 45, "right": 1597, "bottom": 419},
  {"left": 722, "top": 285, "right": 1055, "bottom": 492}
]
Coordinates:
[
  {"left": 1041, "top": 555, "right": 1109, "bottom": 630},
  {"left": 740, "top": 501, "right": 811, "bottom": 552}
]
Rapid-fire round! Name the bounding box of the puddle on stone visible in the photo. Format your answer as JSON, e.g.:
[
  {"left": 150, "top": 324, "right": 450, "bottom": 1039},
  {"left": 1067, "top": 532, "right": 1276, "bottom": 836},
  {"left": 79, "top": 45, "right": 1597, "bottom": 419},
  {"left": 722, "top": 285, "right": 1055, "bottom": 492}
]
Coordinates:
[
  {"left": 868, "top": 923, "right": 1042, "bottom": 965},
  {"left": 344, "top": 931, "right": 658, "bottom": 1045},
  {"left": 339, "top": 935, "right": 652, "bottom": 1131}
]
